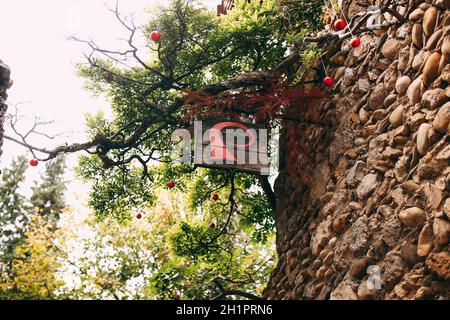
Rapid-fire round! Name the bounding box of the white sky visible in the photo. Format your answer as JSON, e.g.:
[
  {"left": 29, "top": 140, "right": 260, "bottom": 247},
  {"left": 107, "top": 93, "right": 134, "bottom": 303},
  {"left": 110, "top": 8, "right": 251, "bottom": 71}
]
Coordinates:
[{"left": 0, "top": 0, "right": 220, "bottom": 207}]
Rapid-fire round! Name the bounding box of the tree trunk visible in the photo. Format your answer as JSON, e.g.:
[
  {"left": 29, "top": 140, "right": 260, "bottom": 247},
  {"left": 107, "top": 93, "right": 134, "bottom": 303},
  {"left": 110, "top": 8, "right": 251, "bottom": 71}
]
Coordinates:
[
  {"left": 0, "top": 60, "right": 12, "bottom": 169},
  {"left": 0, "top": 99, "right": 7, "bottom": 165}
]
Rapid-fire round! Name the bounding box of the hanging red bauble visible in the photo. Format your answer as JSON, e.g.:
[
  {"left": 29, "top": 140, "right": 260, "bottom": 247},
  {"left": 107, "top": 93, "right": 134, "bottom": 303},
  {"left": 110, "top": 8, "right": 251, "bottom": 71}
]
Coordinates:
[
  {"left": 323, "top": 76, "right": 334, "bottom": 86},
  {"left": 211, "top": 194, "right": 219, "bottom": 201},
  {"left": 167, "top": 181, "right": 175, "bottom": 188},
  {"left": 29, "top": 159, "right": 39, "bottom": 167},
  {"left": 136, "top": 213, "right": 142, "bottom": 219},
  {"left": 351, "top": 37, "right": 361, "bottom": 48},
  {"left": 334, "top": 19, "right": 347, "bottom": 31},
  {"left": 150, "top": 31, "right": 161, "bottom": 41}
]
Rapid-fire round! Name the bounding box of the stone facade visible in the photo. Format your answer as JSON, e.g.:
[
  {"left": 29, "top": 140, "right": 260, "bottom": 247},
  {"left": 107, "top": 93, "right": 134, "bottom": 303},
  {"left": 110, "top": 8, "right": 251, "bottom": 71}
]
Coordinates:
[{"left": 265, "top": 0, "right": 449, "bottom": 300}]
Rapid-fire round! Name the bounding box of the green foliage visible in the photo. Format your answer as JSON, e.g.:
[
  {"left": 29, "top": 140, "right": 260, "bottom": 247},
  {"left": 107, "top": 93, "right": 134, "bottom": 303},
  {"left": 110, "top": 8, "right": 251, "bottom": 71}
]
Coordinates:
[
  {"left": 270, "top": 0, "right": 325, "bottom": 84},
  {"left": 150, "top": 266, "right": 183, "bottom": 299},
  {"left": 0, "top": 156, "right": 30, "bottom": 261},
  {"left": 0, "top": 215, "right": 64, "bottom": 300},
  {"left": 0, "top": 157, "right": 67, "bottom": 299},
  {"left": 72, "top": 0, "right": 286, "bottom": 298},
  {"left": 239, "top": 191, "right": 274, "bottom": 244},
  {"left": 275, "top": 0, "right": 325, "bottom": 34},
  {"left": 75, "top": 0, "right": 286, "bottom": 223},
  {"left": 291, "top": 45, "right": 322, "bottom": 85},
  {"left": 29, "top": 187, "right": 274, "bottom": 300},
  {"left": 145, "top": 0, "right": 222, "bottom": 85},
  {"left": 56, "top": 212, "right": 158, "bottom": 299},
  {"left": 84, "top": 111, "right": 110, "bottom": 139},
  {"left": 213, "top": 0, "right": 286, "bottom": 75},
  {"left": 77, "top": 155, "right": 155, "bottom": 222},
  {"left": 30, "top": 155, "right": 66, "bottom": 225},
  {"left": 170, "top": 221, "right": 221, "bottom": 258}
]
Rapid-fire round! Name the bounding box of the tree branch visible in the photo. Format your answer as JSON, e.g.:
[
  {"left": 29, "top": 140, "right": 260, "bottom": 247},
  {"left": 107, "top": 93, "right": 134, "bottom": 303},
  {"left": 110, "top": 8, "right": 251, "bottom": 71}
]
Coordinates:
[
  {"left": 212, "top": 289, "right": 266, "bottom": 300},
  {"left": 258, "top": 176, "right": 276, "bottom": 211},
  {"left": 212, "top": 278, "right": 265, "bottom": 300}
]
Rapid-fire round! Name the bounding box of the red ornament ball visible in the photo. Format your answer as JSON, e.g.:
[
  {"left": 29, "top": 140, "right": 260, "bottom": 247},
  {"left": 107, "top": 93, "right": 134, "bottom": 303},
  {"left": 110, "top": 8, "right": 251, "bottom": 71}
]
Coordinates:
[
  {"left": 323, "top": 76, "right": 334, "bottom": 86},
  {"left": 150, "top": 31, "right": 161, "bottom": 42},
  {"left": 211, "top": 194, "right": 219, "bottom": 201},
  {"left": 167, "top": 181, "right": 175, "bottom": 188},
  {"left": 29, "top": 159, "right": 39, "bottom": 167},
  {"left": 351, "top": 37, "right": 361, "bottom": 48},
  {"left": 334, "top": 19, "right": 347, "bottom": 31},
  {"left": 136, "top": 213, "right": 142, "bottom": 219}
]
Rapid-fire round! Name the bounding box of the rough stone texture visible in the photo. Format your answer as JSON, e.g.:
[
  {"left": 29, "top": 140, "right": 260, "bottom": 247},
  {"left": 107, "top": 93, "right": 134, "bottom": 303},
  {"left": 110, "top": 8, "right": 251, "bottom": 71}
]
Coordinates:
[
  {"left": 433, "top": 218, "right": 450, "bottom": 248},
  {"left": 417, "top": 223, "right": 434, "bottom": 257},
  {"left": 408, "top": 75, "right": 424, "bottom": 105},
  {"left": 421, "top": 89, "right": 447, "bottom": 110},
  {"left": 422, "top": 6, "right": 438, "bottom": 37},
  {"left": 443, "top": 35, "right": 450, "bottom": 62},
  {"left": 265, "top": 1, "right": 449, "bottom": 300},
  {"left": 396, "top": 76, "right": 411, "bottom": 95},
  {"left": 426, "top": 251, "right": 450, "bottom": 280},
  {"left": 330, "top": 279, "right": 358, "bottom": 300},
  {"left": 432, "top": 102, "right": 450, "bottom": 134},
  {"left": 422, "top": 52, "right": 441, "bottom": 86},
  {"left": 382, "top": 38, "right": 401, "bottom": 60},
  {"left": 412, "top": 23, "right": 423, "bottom": 49},
  {"left": 416, "top": 123, "right": 432, "bottom": 156},
  {"left": 389, "top": 104, "right": 405, "bottom": 127}
]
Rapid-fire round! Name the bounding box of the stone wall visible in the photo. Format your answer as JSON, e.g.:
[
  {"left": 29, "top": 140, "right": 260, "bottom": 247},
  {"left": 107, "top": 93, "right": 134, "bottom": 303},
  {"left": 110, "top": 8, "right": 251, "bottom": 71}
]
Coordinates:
[
  {"left": 265, "top": 0, "right": 449, "bottom": 300},
  {"left": 0, "top": 60, "right": 12, "bottom": 167}
]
